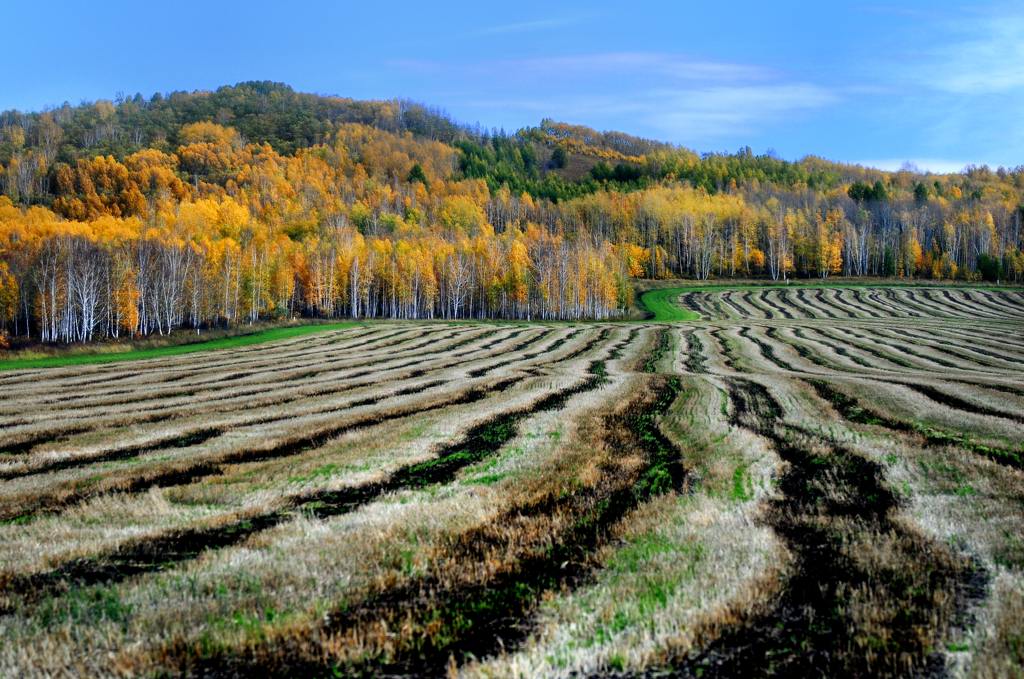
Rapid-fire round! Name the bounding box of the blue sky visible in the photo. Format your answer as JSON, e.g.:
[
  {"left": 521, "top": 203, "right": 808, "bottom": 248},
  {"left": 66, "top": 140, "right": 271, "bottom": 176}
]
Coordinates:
[{"left": 6, "top": 1, "right": 1023, "bottom": 172}]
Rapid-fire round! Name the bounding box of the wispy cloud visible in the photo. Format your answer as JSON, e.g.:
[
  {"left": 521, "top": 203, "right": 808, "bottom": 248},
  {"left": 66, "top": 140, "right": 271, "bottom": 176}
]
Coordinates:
[
  {"left": 856, "top": 5, "right": 945, "bottom": 19},
  {"left": 397, "top": 52, "right": 770, "bottom": 82},
  {"left": 392, "top": 50, "right": 836, "bottom": 144},
  {"left": 507, "top": 52, "right": 772, "bottom": 81},
  {"left": 916, "top": 7, "right": 1024, "bottom": 94},
  {"left": 475, "top": 17, "right": 585, "bottom": 36},
  {"left": 643, "top": 84, "right": 838, "bottom": 139},
  {"left": 855, "top": 158, "right": 970, "bottom": 174}
]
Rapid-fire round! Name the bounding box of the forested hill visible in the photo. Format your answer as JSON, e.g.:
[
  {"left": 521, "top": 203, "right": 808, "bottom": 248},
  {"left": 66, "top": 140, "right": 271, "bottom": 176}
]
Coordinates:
[{"left": 0, "top": 81, "right": 1022, "bottom": 342}]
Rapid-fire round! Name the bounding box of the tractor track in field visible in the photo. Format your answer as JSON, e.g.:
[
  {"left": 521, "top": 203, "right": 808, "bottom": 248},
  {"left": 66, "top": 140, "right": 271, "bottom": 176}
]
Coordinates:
[
  {"left": 0, "top": 329, "right": 630, "bottom": 613},
  {"left": 793, "top": 327, "right": 874, "bottom": 368},
  {"left": 888, "top": 328, "right": 1023, "bottom": 366},
  {"left": 682, "top": 330, "right": 707, "bottom": 374},
  {"left": 738, "top": 326, "right": 797, "bottom": 372},
  {"left": 0, "top": 326, "right": 504, "bottom": 427},
  {"left": 0, "top": 327, "right": 533, "bottom": 470},
  {"left": 0, "top": 326, "right": 428, "bottom": 403},
  {"left": 658, "top": 377, "right": 984, "bottom": 678},
  {"left": 0, "top": 375, "right": 530, "bottom": 613},
  {"left": 0, "top": 374, "right": 527, "bottom": 523},
  {"left": 159, "top": 333, "right": 693, "bottom": 678},
  {"left": 806, "top": 378, "right": 1024, "bottom": 470},
  {"left": 901, "top": 383, "right": 1024, "bottom": 425}
]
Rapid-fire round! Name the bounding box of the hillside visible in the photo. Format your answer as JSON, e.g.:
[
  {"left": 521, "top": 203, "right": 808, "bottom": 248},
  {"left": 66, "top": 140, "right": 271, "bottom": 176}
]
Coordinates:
[{"left": 1, "top": 81, "right": 1023, "bottom": 342}]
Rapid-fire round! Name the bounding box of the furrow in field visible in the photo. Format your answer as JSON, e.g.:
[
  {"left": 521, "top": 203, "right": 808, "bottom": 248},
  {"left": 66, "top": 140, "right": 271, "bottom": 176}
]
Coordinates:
[
  {"left": 815, "top": 327, "right": 918, "bottom": 370},
  {"left": 0, "top": 330, "right": 412, "bottom": 426},
  {"left": 0, "top": 327, "right": 605, "bottom": 521},
  {"left": 57, "top": 326, "right": 441, "bottom": 394},
  {"left": 791, "top": 327, "right": 875, "bottom": 369},
  {"left": 0, "top": 327, "right": 506, "bottom": 453},
  {"left": 901, "top": 383, "right": 1024, "bottom": 425},
  {"left": 984, "top": 290, "right": 1024, "bottom": 314},
  {"left": 935, "top": 325, "right": 1024, "bottom": 353},
  {"left": 643, "top": 327, "right": 672, "bottom": 373},
  {"left": 938, "top": 289, "right": 1003, "bottom": 319},
  {"left": 719, "top": 292, "right": 749, "bottom": 319},
  {"left": 898, "top": 289, "right": 956, "bottom": 318},
  {"left": 0, "top": 325, "right": 382, "bottom": 392},
  {"left": 153, "top": 334, "right": 690, "bottom": 677},
  {"left": 759, "top": 290, "right": 795, "bottom": 319},
  {"left": 680, "top": 292, "right": 706, "bottom": 318},
  {"left": 0, "top": 378, "right": 452, "bottom": 481},
  {"left": 892, "top": 288, "right": 952, "bottom": 317},
  {"left": 738, "top": 290, "right": 772, "bottom": 318},
  {"left": 695, "top": 293, "right": 730, "bottom": 320},
  {"left": 922, "top": 323, "right": 1024, "bottom": 358},
  {"left": 11, "top": 328, "right": 515, "bottom": 452},
  {"left": 882, "top": 328, "right": 1023, "bottom": 370},
  {"left": 1, "top": 326, "right": 510, "bottom": 437},
  {"left": 878, "top": 289, "right": 924, "bottom": 317},
  {"left": 840, "top": 326, "right": 963, "bottom": 370},
  {"left": 0, "top": 326, "right": 359, "bottom": 390},
  {"left": 666, "top": 377, "right": 978, "bottom": 678},
  {"left": 758, "top": 326, "right": 836, "bottom": 373},
  {"left": 0, "top": 325, "right": 411, "bottom": 405},
  {"left": 0, "top": 328, "right": 633, "bottom": 621},
  {"left": 681, "top": 329, "right": 708, "bottom": 374},
  {"left": 848, "top": 289, "right": 893, "bottom": 317},
  {"left": 805, "top": 379, "right": 1023, "bottom": 470},
  {"left": 0, "top": 372, "right": 527, "bottom": 524},
  {"left": 794, "top": 288, "right": 832, "bottom": 318},
  {"left": 817, "top": 288, "right": 853, "bottom": 317},
  {"left": 775, "top": 289, "right": 812, "bottom": 318},
  {"left": 741, "top": 290, "right": 774, "bottom": 319},
  {"left": 0, "top": 372, "right": 573, "bottom": 613},
  {"left": 931, "top": 290, "right": 990, "bottom": 318},
  {"left": 736, "top": 326, "right": 798, "bottom": 372},
  {"left": 863, "top": 289, "right": 909, "bottom": 317},
  {"left": 468, "top": 327, "right": 582, "bottom": 377},
  {"left": 959, "top": 290, "right": 1019, "bottom": 318},
  {"left": 707, "top": 327, "right": 743, "bottom": 371},
  {"left": 822, "top": 288, "right": 872, "bottom": 318}
]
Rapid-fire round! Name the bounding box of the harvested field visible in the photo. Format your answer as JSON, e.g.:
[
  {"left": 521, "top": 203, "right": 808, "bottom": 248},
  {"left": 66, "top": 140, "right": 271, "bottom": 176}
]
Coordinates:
[{"left": 1, "top": 285, "right": 1022, "bottom": 678}]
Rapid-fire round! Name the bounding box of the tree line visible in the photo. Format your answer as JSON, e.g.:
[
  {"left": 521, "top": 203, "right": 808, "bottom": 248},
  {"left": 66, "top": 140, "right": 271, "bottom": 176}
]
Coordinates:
[{"left": 1, "top": 82, "right": 1023, "bottom": 343}]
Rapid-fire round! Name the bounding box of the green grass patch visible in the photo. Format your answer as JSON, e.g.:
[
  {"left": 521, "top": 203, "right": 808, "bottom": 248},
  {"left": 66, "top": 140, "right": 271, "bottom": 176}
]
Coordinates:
[
  {"left": 638, "top": 288, "right": 701, "bottom": 321},
  {"left": 37, "top": 585, "right": 133, "bottom": 629},
  {"left": 731, "top": 462, "right": 754, "bottom": 502},
  {"left": 0, "top": 321, "right": 363, "bottom": 371}
]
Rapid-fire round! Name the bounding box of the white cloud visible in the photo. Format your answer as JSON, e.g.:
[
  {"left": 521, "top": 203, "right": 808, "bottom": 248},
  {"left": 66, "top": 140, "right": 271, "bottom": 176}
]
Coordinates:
[
  {"left": 396, "top": 51, "right": 837, "bottom": 143},
  {"left": 919, "top": 8, "right": 1024, "bottom": 94},
  {"left": 854, "top": 158, "right": 971, "bottom": 174},
  {"left": 643, "top": 84, "right": 838, "bottom": 139},
  {"left": 459, "top": 82, "right": 837, "bottom": 143},
  {"left": 396, "top": 52, "right": 773, "bottom": 84},
  {"left": 475, "top": 17, "right": 585, "bottom": 36},
  {"left": 508, "top": 52, "right": 772, "bottom": 81}
]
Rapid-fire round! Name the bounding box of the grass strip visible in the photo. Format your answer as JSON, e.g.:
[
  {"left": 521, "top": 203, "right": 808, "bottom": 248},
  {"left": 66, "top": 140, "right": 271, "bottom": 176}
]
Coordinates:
[
  {"left": 639, "top": 288, "right": 701, "bottom": 321},
  {"left": 0, "top": 322, "right": 364, "bottom": 371}
]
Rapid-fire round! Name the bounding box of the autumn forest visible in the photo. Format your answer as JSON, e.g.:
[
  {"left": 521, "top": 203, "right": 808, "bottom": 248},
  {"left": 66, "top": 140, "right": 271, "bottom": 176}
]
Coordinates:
[{"left": 1, "top": 81, "right": 1023, "bottom": 343}]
